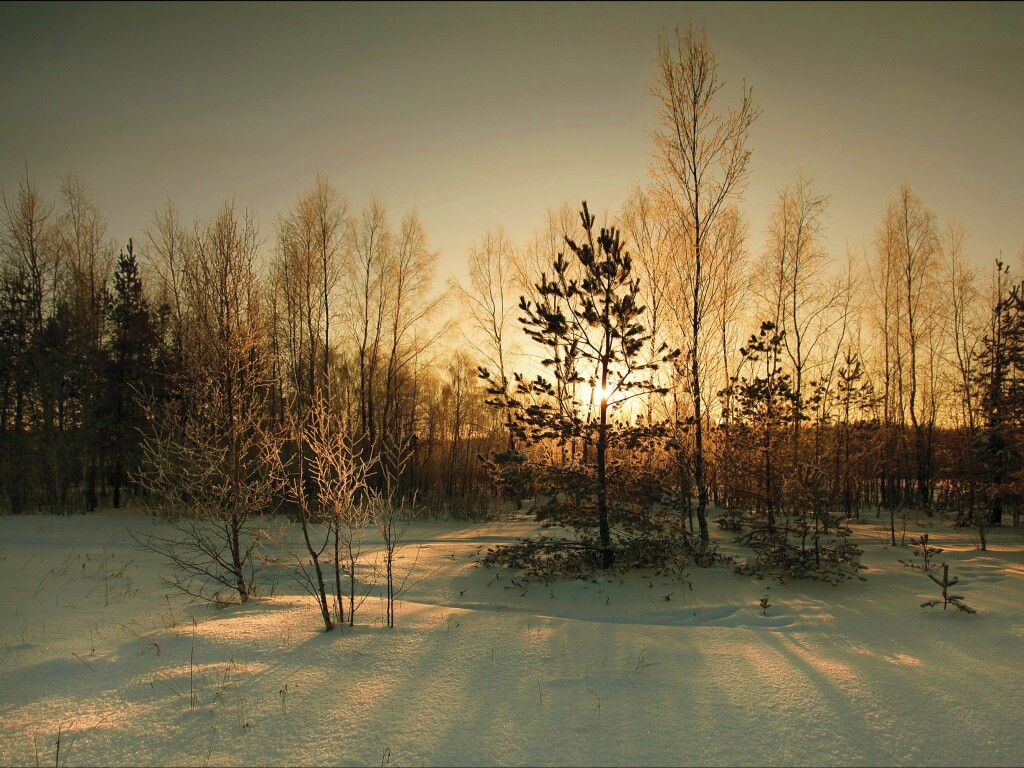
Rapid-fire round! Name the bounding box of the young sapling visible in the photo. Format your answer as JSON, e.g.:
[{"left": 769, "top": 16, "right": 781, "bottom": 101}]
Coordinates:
[
  {"left": 900, "top": 533, "right": 943, "bottom": 570},
  {"left": 921, "top": 563, "right": 976, "bottom": 614}
]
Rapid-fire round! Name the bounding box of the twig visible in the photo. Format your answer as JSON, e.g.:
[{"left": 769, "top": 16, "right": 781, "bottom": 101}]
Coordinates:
[
  {"left": 21, "top": 552, "right": 42, "bottom": 572},
  {"left": 585, "top": 687, "right": 601, "bottom": 729},
  {"left": 190, "top": 618, "right": 197, "bottom": 709}
]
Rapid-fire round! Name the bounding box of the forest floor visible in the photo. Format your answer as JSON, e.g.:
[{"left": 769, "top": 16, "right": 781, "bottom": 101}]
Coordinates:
[{"left": 0, "top": 508, "right": 1021, "bottom": 766}]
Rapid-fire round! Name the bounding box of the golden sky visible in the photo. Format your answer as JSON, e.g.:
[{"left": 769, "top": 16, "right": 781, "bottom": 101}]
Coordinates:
[{"left": 1, "top": 1, "right": 1021, "bottom": 283}]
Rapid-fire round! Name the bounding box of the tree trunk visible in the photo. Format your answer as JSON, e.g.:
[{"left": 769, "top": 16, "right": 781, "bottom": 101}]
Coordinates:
[{"left": 229, "top": 515, "right": 248, "bottom": 603}]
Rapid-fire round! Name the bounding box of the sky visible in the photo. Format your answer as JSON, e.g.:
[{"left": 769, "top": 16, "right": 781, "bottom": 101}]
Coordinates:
[{"left": 1, "top": 1, "right": 1021, "bottom": 286}]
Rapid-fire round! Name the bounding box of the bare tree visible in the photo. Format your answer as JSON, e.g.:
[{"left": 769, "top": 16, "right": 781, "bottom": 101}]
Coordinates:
[
  {"left": 944, "top": 220, "right": 982, "bottom": 433},
  {"left": 273, "top": 176, "right": 349, "bottom": 410},
  {"left": 348, "top": 196, "right": 390, "bottom": 447},
  {"left": 940, "top": 221, "right": 985, "bottom": 520},
  {"left": 309, "top": 175, "right": 349, "bottom": 396},
  {"left": 707, "top": 205, "right": 749, "bottom": 426},
  {"left": 371, "top": 436, "right": 415, "bottom": 628},
  {"left": 270, "top": 405, "right": 335, "bottom": 631},
  {"left": 55, "top": 175, "right": 114, "bottom": 509},
  {"left": 57, "top": 175, "right": 112, "bottom": 350},
  {"left": 136, "top": 383, "right": 278, "bottom": 605},
  {"left": 755, "top": 174, "right": 843, "bottom": 467},
  {"left": 142, "top": 201, "right": 189, "bottom": 339},
  {"left": 342, "top": 199, "right": 446, "bottom": 496},
  {"left": 305, "top": 396, "right": 372, "bottom": 626},
  {"left": 620, "top": 188, "right": 678, "bottom": 422},
  {"left": 867, "top": 221, "right": 903, "bottom": 507},
  {"left": 382, "top": 210, "right": 447, "bottom": 446},
  {"left": 136, "top": 202, "right": 275, "bottom": 605},
  {"left": 1, "top": 172, "right": 58, "bottom": 338},
  {"left": 141, "top": 201, "right": 191, "bottom": 423},
  {"left": 876, "top": 184, "right": 941, "bottom": 507},
  {"left": 456, "top": 227, "right": 519, "bottom": 450},
  {"left": 649, "top": 23, "right": 760, "bottom": 544},
  {"left": 514, "top": 203, "right": 578, "bottom": 302},
  {"left": 265, "top": 177, "right": 353, "bottom": 628}
]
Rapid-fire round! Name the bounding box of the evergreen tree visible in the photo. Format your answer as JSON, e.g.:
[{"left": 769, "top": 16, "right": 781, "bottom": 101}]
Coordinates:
[
  {"left": 725, "top": 322, "right": 863, "bottom": 584},
  {"left": 831, "top": 351, "right": 878, "bottom": 522},
  {"left": 974, "top": 261, "right": 1024, "bottom": 532},
  {"left": 102, "top": 240, "right": 160, "bottom": 508},
  {"left": 483, "top": 202, "right": 678, "bottom": 572},
  {"left": 921, "top": 562, "right": 976, "bottom": 614},
  {"left": 726, "top": 321, "right": 797, "bottom": 531},
  {"left": 0, "top": 271, "right": 34, "bottom": 512}
]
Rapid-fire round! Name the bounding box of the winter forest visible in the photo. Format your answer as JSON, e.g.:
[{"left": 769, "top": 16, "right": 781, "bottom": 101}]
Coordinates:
[{"left": 1, "top": 11, "right": 1022, "bottom": 768}]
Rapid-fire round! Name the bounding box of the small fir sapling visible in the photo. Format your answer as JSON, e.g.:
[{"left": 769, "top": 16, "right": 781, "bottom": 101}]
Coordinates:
[
  {"left": 759, "top": 594, "right": 771, "bottom": 615},
  {"left": 921, "top": 562, "right": 977, "bottom": 614},
  {"left": 900, "top": 532, "right": 943, "bottom": 570}
]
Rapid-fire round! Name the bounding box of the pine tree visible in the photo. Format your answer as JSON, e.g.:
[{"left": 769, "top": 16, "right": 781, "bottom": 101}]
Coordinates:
[
  {"left": 832, "top": 351, "right": 878, "bottom": 521},
  {"left": 483, "top": 202, "right": 677, "bottom": 572},
  {"left": 726, "top": 322, "right": 863, "bottom": 584},
  {"left": 102, "top": 240, "right": 160, "bottom": 508},
  {"left": 899, "top": 532, "right": 943, "bottom": 570},
  {"left": 726, "top": 321, "right": 797, "bottom": 532},
  {"left": 974, "top": 261, "right": 1024, "bottom": 535},
  {"left": 0, "top": 271, "right": 34, "bottom": 512},
  {"left": 921, "top": 562, "right": 976, "bottom": 614}
]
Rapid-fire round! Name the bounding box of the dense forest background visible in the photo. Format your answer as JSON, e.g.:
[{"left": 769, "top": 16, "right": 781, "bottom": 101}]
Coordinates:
[{"left": 1, "top": 27, "right": 1021, "bottom": 555}]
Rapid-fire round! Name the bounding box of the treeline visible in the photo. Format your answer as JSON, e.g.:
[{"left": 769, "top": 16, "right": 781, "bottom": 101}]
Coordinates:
[
  {"left": 1, "top": 23, "right": 1022, "bottom": 560},
  {"left": 462, "top": 26, "right": 1024, "bottom": 576},
  {"left": 0, "top": 175, "right": 504, "bottom": 517}
]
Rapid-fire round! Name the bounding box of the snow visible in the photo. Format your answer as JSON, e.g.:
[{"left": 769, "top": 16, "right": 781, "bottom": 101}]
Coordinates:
[{"left": 1, "top": 511, "right": 1022, "bottom": 766}]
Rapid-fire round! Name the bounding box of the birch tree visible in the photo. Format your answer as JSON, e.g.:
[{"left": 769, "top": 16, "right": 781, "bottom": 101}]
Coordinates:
[
  {"left": 755, "top": 174, "right": 839, "bottom": 467},
  {"left": 649, "top": 23, "right": 759, "bottom": 544},
  {"left": 876, "top": 184, "right": 940, "bottom": 507},
  {"left": 457, "top": 227, "right": 519, "bottom": 450}
]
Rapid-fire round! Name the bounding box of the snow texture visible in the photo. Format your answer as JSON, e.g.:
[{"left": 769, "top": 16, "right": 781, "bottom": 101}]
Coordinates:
[{"left": 0, "top": 511, "right": 1021, "bottom": 766}]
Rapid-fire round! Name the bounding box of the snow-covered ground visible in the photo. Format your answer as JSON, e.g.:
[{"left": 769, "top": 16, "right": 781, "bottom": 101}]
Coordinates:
[{"left": 1, "top": 510, "right": 1021, "bottom": 767}]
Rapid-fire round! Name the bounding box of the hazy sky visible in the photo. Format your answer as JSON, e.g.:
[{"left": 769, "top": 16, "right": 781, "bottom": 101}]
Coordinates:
[{"left": 2, "top": 1, "right": 1021, "bottom": 285}]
